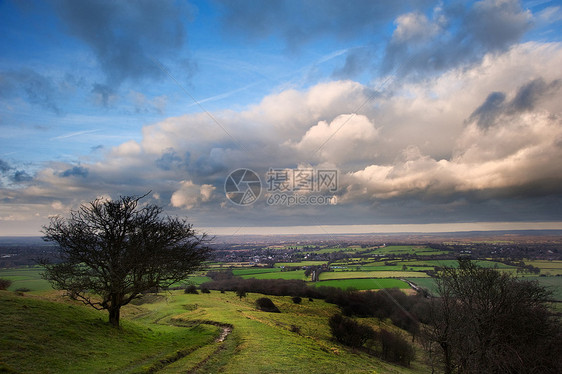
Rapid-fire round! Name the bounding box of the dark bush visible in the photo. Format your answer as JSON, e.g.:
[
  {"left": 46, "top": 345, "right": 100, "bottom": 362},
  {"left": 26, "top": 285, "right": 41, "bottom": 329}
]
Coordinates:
[
  {"left": 184, "top": 285, "right": 199, "bottom": 294},
  {"left": 0, "top": 278, "right": 11, "bottom": 290},
  {"left": 292, "top": 296, "right": 302, "bottom": 304},
  {"left": 236, "top": 288, "right": 246, "bottom": 299},
  {"left": 200, "top": 286, "right": 210, "bottom": 293},
  {"left": 329, "top": 313, "right": 375, "bottom": 348},
  {"left": 15, "top": 288, "right": 31, "bottom": 293},
  {"left": 255, "top": 297, "right": 281, "bottom": 313},
  {"left": 380, "top": 329, "right": 415, "bottom": 367}
]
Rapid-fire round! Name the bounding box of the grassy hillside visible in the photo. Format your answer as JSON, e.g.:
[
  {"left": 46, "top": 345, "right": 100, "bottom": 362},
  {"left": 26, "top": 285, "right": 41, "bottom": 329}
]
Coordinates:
[
  {"left": 0, "top": 291, "right": 218, "bottom": 373},
  {"left": 0, "top": 290, "right": 430, "bottom": 373}
]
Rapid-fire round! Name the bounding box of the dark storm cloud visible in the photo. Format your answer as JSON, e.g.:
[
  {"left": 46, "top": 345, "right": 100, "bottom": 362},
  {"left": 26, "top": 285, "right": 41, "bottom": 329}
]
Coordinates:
[
  {"left": 468, "top": 77, "right": 561, "bottom": 128},
  {"left": 60, "top": 166, "right": 89, "bottom": 178},
  {"left": 52, "top": 0, "right": 191, "bottom": 86},
  {"left": 11, "top": 170, "right": 33, "bottom": 183},
  {"left": 155, "top": 149, "right": 182, "bottom": 171},
  {"left": 216, "top": 0, "right": 426, "bottom": 48},
  {"left": 0, "top": 69, "right": 62, "bottom": 114},
  {"left": 382, "top": 0, "right": 532, "bottom": 76},
  {"left": 0, "top": 159, "right": 11, "bottom": 174},
  {"left": 509, "top": 78, "right": 561, "bottom": 112},
  {"left": 468, "top": 91, "right": 507, "bottom": 129}
]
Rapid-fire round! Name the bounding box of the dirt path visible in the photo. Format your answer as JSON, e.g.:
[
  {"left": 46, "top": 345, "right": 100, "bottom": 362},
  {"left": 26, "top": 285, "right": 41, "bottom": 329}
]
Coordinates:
[{"left": 145, "top": 320, "right": 234, "bottom": 373}]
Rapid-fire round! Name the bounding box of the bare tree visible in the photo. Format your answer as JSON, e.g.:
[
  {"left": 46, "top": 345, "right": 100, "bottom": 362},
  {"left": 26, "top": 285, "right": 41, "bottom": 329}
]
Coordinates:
[
  {"left": 40, "top": 194, "right": 211, "bottom": 327},
  {"left": 423, "top": 258, "right": 562, "bottom": 373}
]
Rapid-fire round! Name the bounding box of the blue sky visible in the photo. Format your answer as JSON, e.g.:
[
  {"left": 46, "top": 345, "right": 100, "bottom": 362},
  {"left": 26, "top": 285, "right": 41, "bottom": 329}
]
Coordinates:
[{"left": 1, "top": 0, "right": 562, "bottom": 236}]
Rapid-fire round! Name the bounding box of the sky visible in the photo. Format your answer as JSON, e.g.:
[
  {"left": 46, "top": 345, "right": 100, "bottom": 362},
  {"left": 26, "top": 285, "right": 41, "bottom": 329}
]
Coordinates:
[{"left": 1, "top": 0, "right": 562, "bottom": 236}]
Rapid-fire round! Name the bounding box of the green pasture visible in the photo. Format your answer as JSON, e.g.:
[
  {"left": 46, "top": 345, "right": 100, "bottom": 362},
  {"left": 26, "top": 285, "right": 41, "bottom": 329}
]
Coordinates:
[
  {"left": 526, "top": 260, "right": 562, "bottom": 276},
  {"left": 275, "top": 261, "right": 328, "bottom": 267},
  {"left": 0, "top": 266, "right": 52, "bottom": 292},
  {"left": 367, "top": 245, "right": 449, "bottom": 256},
  {"left": 311, "top": 247, "right": 362, "bottom": 254},
  {"left": 313, "top": 278, "right": 410, "bottom": 290},
  {"left": 240, "top": 270, "right": 309, "bottom": 281},
  {"left": 319, "top": 271, "right": 429, "bottom": 281},
  {"left": 232, "top": 268, "right": 282, "bottom": 276}
]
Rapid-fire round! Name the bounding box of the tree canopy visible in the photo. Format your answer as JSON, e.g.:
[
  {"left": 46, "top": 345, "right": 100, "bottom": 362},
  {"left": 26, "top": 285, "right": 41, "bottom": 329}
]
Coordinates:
[
  {"left": 424, "top": 258, "right": 561, "bottom": 373},
  {"left": 40, "top": 194, "right": 211, "bottom": 327}
]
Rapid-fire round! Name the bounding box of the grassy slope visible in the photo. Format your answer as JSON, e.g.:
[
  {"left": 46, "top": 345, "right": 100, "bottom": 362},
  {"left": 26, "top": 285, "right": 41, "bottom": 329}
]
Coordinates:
[
  {"left": 0, "top": 290, "right": 430, "bottom": 374},
  {"left": 147, "top": 291, "right": 430, "bottom": 374},
  {"left": 0, "top": 291, "right": 218, "bottom": 374}
]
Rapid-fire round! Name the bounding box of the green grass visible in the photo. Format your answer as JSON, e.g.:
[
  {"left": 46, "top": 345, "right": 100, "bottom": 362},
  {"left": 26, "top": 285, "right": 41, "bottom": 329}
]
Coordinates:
[
  {"left": 240, "top": 270, "right": 308, "bottom": 281},
  {"left": 520, "top": 276, "right": 562, "bottom": 301},
  {"left": 417, "top": 260, "right": 515, "bottom": 269},
  {"left": 0, "top": 291, "right": 218, "bottom": 373},
  {"left": 231, "top": 268, "right": 282, "bottom": 276},
  {"left": 0, "top": 289, "right": 430, "bottom": 373},
  {"left": 313, "top": 278, "right": 410, "bottom": 290},
  {"left": 406, "top": 278, "right": 439, "bottom": 295},
  {"left": 311, "top": 247, "right": 362, "bottom": 254},
  {"left": 526, "top": 260, "right": 562, "bottom": 276},
  {"left": 368, "top": 246, "right": 449, "bottom": 256},
  {"left": 275, "top": 261, "right": 328, "bottom": 267},
  {"left": 140, "top": 291, "right": 430, "bottom": 373},
  {"left": 0, "top": 266, "right": 53, "bottom": 293},
  {"left": 319, "top": 271, "right": 430, "bottom": 281}
]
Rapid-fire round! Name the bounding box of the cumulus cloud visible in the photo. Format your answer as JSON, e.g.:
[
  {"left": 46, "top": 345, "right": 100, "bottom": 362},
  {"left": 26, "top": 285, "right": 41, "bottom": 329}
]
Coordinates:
[
  {"left": 382, "top": 0, "right": 533, "bottom": 76},
  {"left": 2, "top": 41, "right": 562, "bottom": 227},
  {"left": 290, "top": 114, "right": 379, "bottom": 164},
  {"left": 171, "top": 180, "right": 216, "bottom": 209}
]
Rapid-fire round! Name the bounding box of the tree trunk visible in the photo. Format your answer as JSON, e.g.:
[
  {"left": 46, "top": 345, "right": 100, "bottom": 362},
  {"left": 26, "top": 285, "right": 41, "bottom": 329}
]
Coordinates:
[{"left": 108, "top": 293, "right": 121, "bottom": 327}]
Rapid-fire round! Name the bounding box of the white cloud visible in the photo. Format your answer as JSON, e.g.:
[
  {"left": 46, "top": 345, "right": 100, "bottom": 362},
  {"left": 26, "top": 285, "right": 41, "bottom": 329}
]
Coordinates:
[
  {"left": 171, "top": 180, "right": 216, "bottom": 209},
  {"left": 2, "top": 41, "right": 562, "bottom": 230}
]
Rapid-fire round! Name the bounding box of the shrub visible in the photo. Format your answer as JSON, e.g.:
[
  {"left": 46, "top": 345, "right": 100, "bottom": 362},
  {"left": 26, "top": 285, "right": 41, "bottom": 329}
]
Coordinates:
[
  {"left": 328, "top": 313, "right": 375, "bottom": 348},
  {"left": 292, "top": 296, "right": 302, "bottom": 304},
  {"left": 255, "top": 297, "right": 281, "bottom": 313},
  {"left": 236, "top": 288, "right": 246, "bottom": 300},
  {"left": 15, "top": 288, "right": 31, "bottom": 293},
  {"left": 184, "top": 285, "right": 199, "bottom": 294},
  {"left": 380, "top": 329, "right": 415, "bottom": 367},
  {"left": 0, "top": 278, "right": 11, "bottom": 290},
  {"left": 200, "top": 286, "right": 210, "bottom": 293}
]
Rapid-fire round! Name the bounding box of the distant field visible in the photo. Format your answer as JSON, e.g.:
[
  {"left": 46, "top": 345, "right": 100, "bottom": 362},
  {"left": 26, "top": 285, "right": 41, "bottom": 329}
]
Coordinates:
[
  {"left": 368, "top": 245, "right": 449, "bottom": 256},
  {"left": 232, "top": 268, "right": 281, "bottom": 276},
  {"left": 313, "top": 278, "right": 410, "bottom": 290},
  {"left": 526, "top": 260, "right": 562, "bottom": 276},
  {"left": 319, "top": 271, "right": 429, "bottom": 281},
  {"left": 0, "top": 266, "right": 52, "bottom": 292},
  {"left": 406, "top": 278, "right": 439, "bottom": 295},
  {"left": 240, "top": 270, "right": 308, "bottom": 281},
  {"left": 312, "top": 247, "right": 362, "bottom": 254},
  {"left": 275, "top": 261, "right": 327, "bottom": 267},
  {"left": 520, "top": 276, "right": 562, "bottom": 301},
  {"left": 332, "top": 265, "right": 434, "bottom": 272},
  {"left": 412, "top": 260, "right": 515, "bottom": 269}
]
